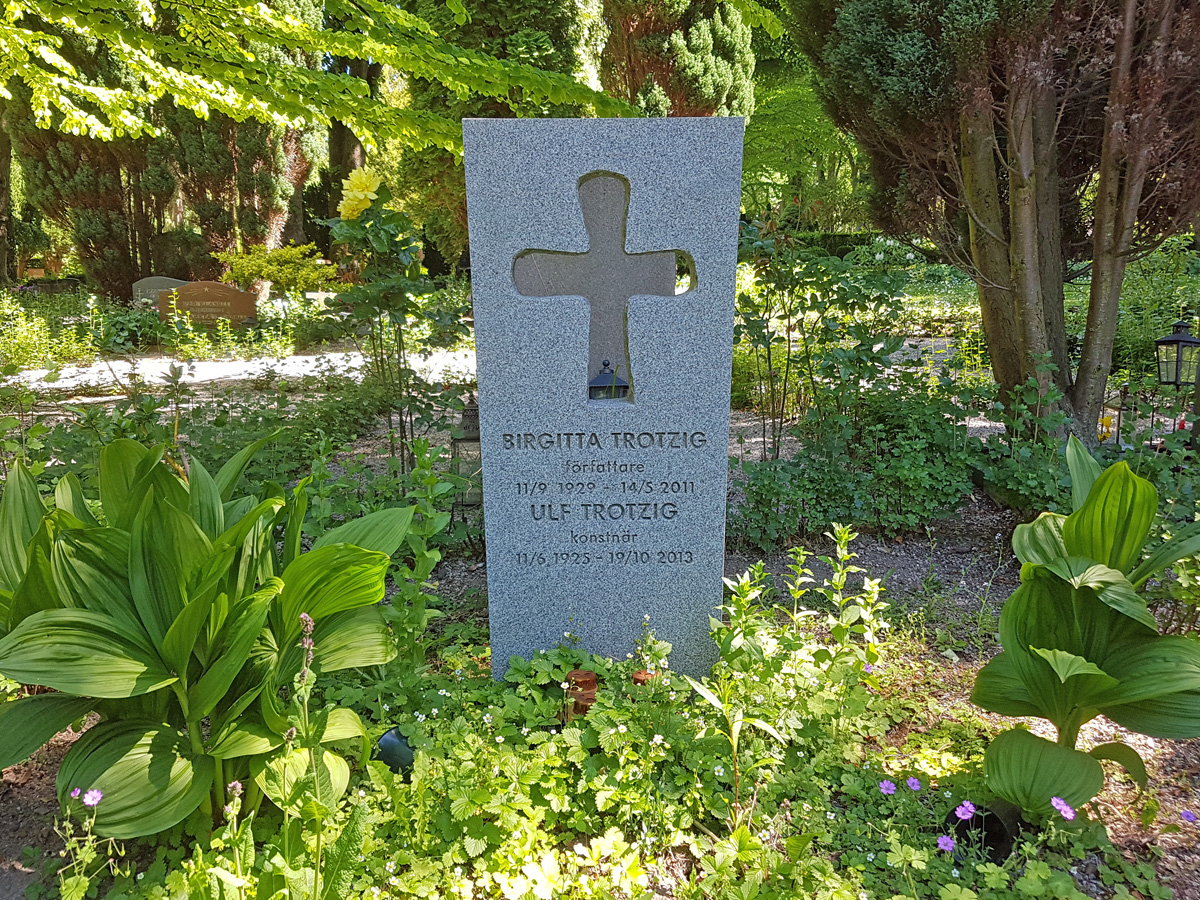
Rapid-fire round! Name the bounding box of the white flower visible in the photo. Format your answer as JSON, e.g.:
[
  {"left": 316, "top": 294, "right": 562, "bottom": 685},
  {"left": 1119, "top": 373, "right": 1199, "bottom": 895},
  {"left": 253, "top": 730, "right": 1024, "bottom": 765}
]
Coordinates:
[
  {"left": 521, "top": 727, "right": 529, "bottom": 735},
  {"left": 386, "top": 862, "right": 396, "bottom": 873},
  {"left": 714, "top": 765, "right": 725, "bottom": 776},
  {"left": 952, "top": 869, "right": 960, "bottom": 878},
  {"left": 561, "top": 681, "right": 570, "bottom": 690},
  {"left": 669, "top": 692, "right": 677, "bottom": 700},
  {"left": 652, "top": 734, "right": 664, "bottom": 745},
  {"left": 906, "top": 252, "right": 915, "bottom": 260},
  {"left": 415, "top": 713, "right": 426, "bottom": 722},
  {"left": 382, "top": 703, "right": 390, "bottom": 711},
  {"left": 827, "top": 811, "right": 836, "bottom": 820},
  {"left": 875, "top": 253, "right": 885, "bottom": 261},
  {"left": 644, "top": 614, "right": 650, "bottom": 621},
  {"left": 618, "top": 724, "right": 627, "bottom": 733},
  {"left": 787, "top": 688, "right": 796, "bottom": 699},
  {"left": 431, "top": 708, "right": 438, "bottom": 716},
  {"left": 483, "top": 713, "right": 493, "bottom": 724},
  {"left": 867, "top": 853, "right": 875, "bottom": 862},
  {"left": 358, "top": 789, "right": 366, "bottom": 798},
  {"left": 945, "top": 790, "right": 953, "bottom": 798},
  {"left": 496, "top": 735, "right": 504, "bottom": 743}
]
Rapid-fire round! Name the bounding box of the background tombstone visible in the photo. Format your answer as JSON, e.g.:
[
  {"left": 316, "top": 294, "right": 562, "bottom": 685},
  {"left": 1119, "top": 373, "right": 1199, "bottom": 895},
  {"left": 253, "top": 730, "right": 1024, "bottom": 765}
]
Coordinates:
[
  {"left": 463, "top": 117, "right": 744, "bottom": 679},
  {"left": 158, "top": 281, "right": 257, "bottom": 326},
  {"left": 133, "top": 276, "right": 187, "bottom": 306}
]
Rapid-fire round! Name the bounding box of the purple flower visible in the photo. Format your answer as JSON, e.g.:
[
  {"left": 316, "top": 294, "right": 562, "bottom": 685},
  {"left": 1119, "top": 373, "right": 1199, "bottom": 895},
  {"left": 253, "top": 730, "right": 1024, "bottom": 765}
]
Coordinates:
[
  {"left": 906, "top": 777, "right": 921, "bottom": 791},
  {"left": 937, "top": 835, "right": 955, "bottom": 853},
  {"left": 82, "top": 789, "right": 103, "bottom": 808},
  {"left": 955, "top": 800, "right": 976, "bottom": 820},
  {"left": 879, "top": 780, "right": 897, "bottom": 795},
  {"left": 69, "top": 788, "right": 81, "bottom": 799},
  {"left": 227, "top": 781, "right": 243, "bottom": 798},
  {"left": 1050, "top": 797, "right": 1075, "bottom": 821},
  {"left": 1182, "top": 810, "right": 1197, "bottom": 824},
  {"left": 299, "top": 612, "right": 314, "bottom": 635},
  {"left": 863, "top": 663, "right": 874, "bottom": 673}
]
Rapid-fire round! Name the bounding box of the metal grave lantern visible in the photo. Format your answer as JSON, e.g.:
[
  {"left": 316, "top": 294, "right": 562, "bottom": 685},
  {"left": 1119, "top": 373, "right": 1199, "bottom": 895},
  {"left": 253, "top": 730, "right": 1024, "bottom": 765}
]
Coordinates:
[
  {"left": 588, "top": 359, "right": 629, "bottom": 400},
  {"left": 451, "top": 394, "right": 482, "bottom": 506},
  {"left": 1155, "top": 320, "right": 1200, "bottom": 388}
]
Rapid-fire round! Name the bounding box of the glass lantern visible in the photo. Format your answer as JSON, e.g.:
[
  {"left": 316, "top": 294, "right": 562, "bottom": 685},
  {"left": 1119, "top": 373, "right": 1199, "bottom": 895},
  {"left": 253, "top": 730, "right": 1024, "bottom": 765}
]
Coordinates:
[
  {"left": 1155, "top": 321, "right": 1200, "bottom": 388},
  {"left": 588, "top": 360, "right": 629, "bottom": 400},
  {"left": 451, "top": 395, "right": 482, "bottom": 507}
]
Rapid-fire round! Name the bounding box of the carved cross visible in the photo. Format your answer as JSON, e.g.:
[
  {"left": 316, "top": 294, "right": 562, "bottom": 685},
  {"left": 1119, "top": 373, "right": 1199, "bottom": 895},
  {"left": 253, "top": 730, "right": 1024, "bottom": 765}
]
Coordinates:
[{"left": 512, "top": 173, "right": 687, "bottom": 399}]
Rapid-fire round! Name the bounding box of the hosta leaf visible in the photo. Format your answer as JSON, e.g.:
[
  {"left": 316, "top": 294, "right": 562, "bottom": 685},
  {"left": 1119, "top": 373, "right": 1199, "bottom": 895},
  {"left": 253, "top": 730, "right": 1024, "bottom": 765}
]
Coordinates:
[
  {"left": 313, "top": 506, "right": 415, "bottom": 557},
  {"left": 53, "top": 473, "right": 98, "bottom": 528},
  {"left": 209, "top": 721, "right": 282, "bottom": 760},
  {"left": 1062, "top": 461, "right": 1156, "bottom": 575},
  {"left": 252, "top": 747, "right": 350, "bottom": 816},
  {"left": 188, "top": 580, "right": 278, "bottom": 720},
  {"left": 50, "top": 528, "right": 139, "bottom": 632},
  {"left": 1029, "top": 647, "right": 1117, "bottom": 687},
  {"left": 1036, "top": 557, "right": 1156, "bottom": 631},
  {"left": 0, "top": 458, "right": 47, "bottom": 592},
  {"left": 130, "top": 489, "right": 213, "bottom": 651},
  {"left": 274, "top": 545, "right": 389, "bottom": 644},
  {"left": 984, "top": 729, "right": 1104, "bottom": 815},
  {"left": 187, "top": 457, "right": 224, "bottom": 539},
  {"left": 56, "top": 720, "right": 214, "bottom": 839},
  {"left": 1095, "top": 637, "right": 1200, "bottom": 739},
  {"left": 970, "top": 652, "right": 1045, "bottom": 718},
  {"left": 1012, "top": 513, "right": 1066, "bottom": 567},
  {"left": 1065, "top": 436, "right": 1102, "bottom": 513},
  {"left": 0, "top": 609, "right": 174, "bottom": 698},
  {"left": 0, "top": 693, "right": 93, "bottom": 769},
  {"left": 313, "top": 607, "right": 397, "bottom": 672},
  {"left": 1089, "top": 742, "right": 1148, "bottom": 790}
]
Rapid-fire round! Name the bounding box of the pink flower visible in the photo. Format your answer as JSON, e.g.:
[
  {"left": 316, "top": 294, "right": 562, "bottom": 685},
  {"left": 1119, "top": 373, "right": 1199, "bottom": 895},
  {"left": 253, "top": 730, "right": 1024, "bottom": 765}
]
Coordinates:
[
  {"left": 937, "top": 835, "right": 954, "bottom": 853},
  {"left": 1050, "top": 797, "right": 1075, "bottom": 821},
  {"left": 69, "top": 788, "right": 81, "bottom": 799},
  {"left": 82, "top": 789, "right": 103, "bottom": 808},
  {"left": 300, "top": 612, "right": 314, "bottom": 635}
]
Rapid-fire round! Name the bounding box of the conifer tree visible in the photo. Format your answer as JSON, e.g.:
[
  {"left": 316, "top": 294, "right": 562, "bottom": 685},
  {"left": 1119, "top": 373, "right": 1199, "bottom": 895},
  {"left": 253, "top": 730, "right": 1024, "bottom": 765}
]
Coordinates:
[{"left": 601, "top": 0, "right": 755, "bottom": 118}]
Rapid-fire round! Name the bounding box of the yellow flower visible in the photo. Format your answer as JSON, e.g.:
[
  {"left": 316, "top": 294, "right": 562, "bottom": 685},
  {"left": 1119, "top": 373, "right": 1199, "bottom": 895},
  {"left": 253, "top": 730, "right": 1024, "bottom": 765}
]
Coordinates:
[
  {"left": 338, "top": 195, "right": 371, "bottom": 220},
  {"left": 342, "top": 166, "right": 382, "bottom": 203}
]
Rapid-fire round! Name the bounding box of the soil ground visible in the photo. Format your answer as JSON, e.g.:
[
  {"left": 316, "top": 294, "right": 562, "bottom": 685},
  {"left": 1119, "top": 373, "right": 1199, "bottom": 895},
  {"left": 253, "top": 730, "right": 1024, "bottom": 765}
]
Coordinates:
[{"left": 2, "top": 357, "right": 1197, "bottom": 899}]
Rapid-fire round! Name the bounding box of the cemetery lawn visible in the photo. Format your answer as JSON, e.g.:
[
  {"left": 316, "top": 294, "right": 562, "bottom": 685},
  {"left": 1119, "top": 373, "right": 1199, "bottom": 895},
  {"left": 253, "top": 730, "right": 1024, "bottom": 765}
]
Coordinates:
[{"left": 0, "top": 383, "right": 1197, "bottom": 900}]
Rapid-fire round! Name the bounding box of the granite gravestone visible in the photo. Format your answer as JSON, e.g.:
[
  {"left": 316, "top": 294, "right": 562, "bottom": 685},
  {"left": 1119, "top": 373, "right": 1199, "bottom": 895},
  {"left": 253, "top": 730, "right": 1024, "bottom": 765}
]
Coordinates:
[
  {"left": 133, "top": 276, "right": 187, "bottom": 306},
  {"left": 463, "top": 117, "right": 743, "bottom": 679},
  {"left": 158, "top": 281, "right": 257, "bottom": 325}
]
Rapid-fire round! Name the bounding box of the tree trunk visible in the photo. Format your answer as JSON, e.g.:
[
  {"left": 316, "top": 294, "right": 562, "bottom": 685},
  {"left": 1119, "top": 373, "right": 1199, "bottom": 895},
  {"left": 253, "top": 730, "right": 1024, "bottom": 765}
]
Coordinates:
[
  {"left": 0, "top": 112, "right": 10, "bottom": 284},
  {"left": 1071, "top": 0, "right": 1174, "bottom": 443},
  {"left": 959, "top": 86, "right": 1022, "bottom": 399},
  {"left": 1007, "top": 72, "right": 1052, "bottom": 396}
]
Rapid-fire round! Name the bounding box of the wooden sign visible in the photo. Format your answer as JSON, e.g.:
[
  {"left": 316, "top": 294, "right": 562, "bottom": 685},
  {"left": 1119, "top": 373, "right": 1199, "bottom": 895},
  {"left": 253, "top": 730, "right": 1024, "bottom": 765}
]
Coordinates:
[{"left": 158, "top": 281, "right": 257, "bottom": 326}]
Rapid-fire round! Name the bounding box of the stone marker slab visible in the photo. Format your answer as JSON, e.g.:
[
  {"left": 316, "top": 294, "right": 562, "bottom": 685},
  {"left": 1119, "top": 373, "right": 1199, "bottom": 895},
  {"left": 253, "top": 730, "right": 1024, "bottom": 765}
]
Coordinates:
[
  {"left": 463, "top": 117, "right": 744, "bottom": 679},
  {"left": 133, "top": 276, "right": 187, "bottom": 306},
  {"left": 158, "top": 281, "right": 257, "bottom": 326}
]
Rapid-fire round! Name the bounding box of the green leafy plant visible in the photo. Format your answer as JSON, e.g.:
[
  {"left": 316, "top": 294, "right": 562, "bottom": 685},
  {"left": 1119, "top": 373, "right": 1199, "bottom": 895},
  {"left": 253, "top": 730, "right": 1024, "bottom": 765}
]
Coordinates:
[
  {"left": 971, "top": 436, "right": 1200, "bottom": 816},
  {"left": 0, "top": 437, "right": 415, "bottom": 837}
]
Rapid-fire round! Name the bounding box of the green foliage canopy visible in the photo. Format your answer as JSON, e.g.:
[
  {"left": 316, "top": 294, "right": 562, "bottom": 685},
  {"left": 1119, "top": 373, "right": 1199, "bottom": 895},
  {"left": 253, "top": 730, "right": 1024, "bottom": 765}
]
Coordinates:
[{"left": 0, "top": 0, "right": 633, "bottom": 148}]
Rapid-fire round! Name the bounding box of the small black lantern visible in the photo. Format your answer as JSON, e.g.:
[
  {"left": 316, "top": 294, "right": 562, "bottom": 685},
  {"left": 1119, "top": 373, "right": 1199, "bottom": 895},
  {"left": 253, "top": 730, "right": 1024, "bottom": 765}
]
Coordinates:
[
  {"left": 588, "top": 360, "right": 629, "bottom": 400},
  {"left": 451, "top": 394, "right": 482, "bottom": 507},
  {"left": 1155, "top": 320, "right": 1200, "bottom": 388}
]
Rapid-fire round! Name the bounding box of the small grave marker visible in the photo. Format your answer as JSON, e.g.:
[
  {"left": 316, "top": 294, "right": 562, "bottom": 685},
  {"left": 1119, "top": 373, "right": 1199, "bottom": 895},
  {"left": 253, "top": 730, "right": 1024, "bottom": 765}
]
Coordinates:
[
  {"left": 133, "top": 276, "right": 187, "bottom": 306},
  {"left": 158, "top": 281, "right": 257, "bottom": 326},
  {"left": 463, "top": 117, "right": 744, "bottom": 678}
]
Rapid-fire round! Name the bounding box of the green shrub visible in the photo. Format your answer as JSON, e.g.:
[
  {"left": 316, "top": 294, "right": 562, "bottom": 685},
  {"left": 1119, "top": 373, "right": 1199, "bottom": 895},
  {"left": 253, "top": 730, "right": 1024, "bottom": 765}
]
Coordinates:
[
  {"left": 972, "top": 437, "right": 1200, "bottom": 817},
  {"left": 0, "top": 439, "right": 421, "bottom": 838},
  {"left": 216, "top": 243, "right": 343, "bottom": 296}
]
